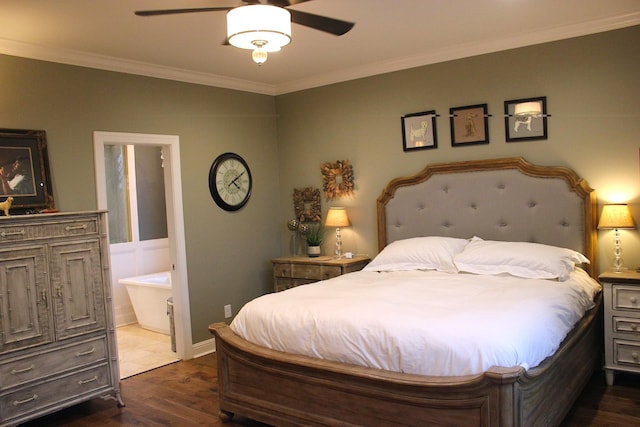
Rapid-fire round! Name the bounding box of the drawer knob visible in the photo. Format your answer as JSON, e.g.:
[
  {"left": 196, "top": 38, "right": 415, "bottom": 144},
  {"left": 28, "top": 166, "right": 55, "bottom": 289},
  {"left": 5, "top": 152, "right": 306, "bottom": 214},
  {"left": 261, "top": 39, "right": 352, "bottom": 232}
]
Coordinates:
[
  {"left": 65, "top": 224, "right": 88, "bottom": 232},
  {"left": 633, "top": 352, "right": 639, "bottom": 360},
  {"left": 632, "top": 323, "right": 638, "bottom": 331},
  {"left": 78, "top": 375, "right": 98, "bottom": 385},
  {"left": 1, "top": 230, "right": 25, "bottom": 238},
  {"left": 631, "top": 296, "right": 638, "bottom": 304},
  {"left": 13, "top": 394, "right": 38, "bottom": 406},
  {"left": 76, "top": 346, "right": 96, "bottom": 357},
  {"left": 11, "top": 364, "right": 35, "bottom": 375}
]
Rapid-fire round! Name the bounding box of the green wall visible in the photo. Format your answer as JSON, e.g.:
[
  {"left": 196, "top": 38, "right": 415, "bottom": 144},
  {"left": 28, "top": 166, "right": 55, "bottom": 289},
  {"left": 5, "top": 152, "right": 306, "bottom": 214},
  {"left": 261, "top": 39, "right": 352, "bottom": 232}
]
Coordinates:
[
  {"left": 0, "top": 55, "right": 281, "bottom": 343},
  {"left": 275, "top": 25, "right": 640, "bottom": 273},
  {"left": 1, "top": 25, "right": 639, "bottom": 347}
]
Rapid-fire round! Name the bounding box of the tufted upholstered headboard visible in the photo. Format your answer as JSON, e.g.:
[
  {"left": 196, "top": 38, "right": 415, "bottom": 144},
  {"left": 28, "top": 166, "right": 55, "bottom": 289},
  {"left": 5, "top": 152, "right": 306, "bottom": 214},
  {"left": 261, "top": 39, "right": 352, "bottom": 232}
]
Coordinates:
[{"left": 377, "top": 157, "right": 597, "bottom": 277}]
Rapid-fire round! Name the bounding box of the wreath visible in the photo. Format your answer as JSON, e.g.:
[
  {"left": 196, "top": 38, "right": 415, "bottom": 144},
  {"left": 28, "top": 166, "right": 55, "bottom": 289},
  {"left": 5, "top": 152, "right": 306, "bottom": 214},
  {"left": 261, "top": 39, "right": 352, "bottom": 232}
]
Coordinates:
[
  {"left": 293, "top": 187, "right": 321, "bottom": 222},
  {"left": 321, "top": 160, "right": 354, "bottom": 201}
]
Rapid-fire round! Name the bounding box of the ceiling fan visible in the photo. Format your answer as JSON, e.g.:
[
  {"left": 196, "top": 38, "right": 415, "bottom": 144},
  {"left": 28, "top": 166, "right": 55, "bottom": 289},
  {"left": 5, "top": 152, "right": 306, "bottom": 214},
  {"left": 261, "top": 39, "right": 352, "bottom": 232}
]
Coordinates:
[{"left": 135, "top": 1, "right": 355, "bottom": 64}]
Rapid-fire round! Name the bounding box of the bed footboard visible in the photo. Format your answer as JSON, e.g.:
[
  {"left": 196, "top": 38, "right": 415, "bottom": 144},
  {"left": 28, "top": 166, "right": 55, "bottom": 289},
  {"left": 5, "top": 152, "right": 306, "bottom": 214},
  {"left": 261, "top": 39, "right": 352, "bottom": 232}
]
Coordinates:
[{"left": 209, "top": 295, "right": 601, "bottom": 427}]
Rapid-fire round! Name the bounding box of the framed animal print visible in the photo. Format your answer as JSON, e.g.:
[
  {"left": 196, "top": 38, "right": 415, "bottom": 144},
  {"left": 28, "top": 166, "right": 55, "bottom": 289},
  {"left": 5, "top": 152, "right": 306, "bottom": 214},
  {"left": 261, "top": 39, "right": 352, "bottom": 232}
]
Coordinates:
[
  {"left": 0, "top": 128, "right": 55, "bottom": 214},
  {"left": 450, "top": 104, "right": 489, "bottom": 146},
  {"left": 401, "top": 110, "right": 438, "bottom": 152},
  {"left": 504, "top": 96, "right": 548, "bottom": 142}
]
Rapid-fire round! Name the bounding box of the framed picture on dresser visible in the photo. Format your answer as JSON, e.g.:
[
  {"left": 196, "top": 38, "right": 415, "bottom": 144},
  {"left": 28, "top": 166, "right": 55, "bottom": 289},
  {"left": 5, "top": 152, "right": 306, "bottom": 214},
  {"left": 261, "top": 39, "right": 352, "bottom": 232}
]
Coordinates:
[{"left": 0, "top": 128, "right": 55, "bottom": 213}]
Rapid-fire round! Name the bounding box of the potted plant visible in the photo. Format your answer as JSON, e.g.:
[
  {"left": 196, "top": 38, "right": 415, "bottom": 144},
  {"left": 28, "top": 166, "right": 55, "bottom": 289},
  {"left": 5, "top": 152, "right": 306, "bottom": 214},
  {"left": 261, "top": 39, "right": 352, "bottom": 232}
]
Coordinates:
[{"left": 305, "top": 224, "right": 324, "bottom": 257}]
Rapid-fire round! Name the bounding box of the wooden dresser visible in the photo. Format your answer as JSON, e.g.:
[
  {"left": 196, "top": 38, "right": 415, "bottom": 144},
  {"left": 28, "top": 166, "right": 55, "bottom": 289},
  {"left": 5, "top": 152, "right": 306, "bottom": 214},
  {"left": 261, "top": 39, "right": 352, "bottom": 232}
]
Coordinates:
[
  {"left": 0, "top": 211, "right": 122, "bottom": 426},
  {"left": 272, "top": 256, "right": 370, "bottom": 292},
  {"left": 600, "top": 270, "right": 640, "bottom": 386}
]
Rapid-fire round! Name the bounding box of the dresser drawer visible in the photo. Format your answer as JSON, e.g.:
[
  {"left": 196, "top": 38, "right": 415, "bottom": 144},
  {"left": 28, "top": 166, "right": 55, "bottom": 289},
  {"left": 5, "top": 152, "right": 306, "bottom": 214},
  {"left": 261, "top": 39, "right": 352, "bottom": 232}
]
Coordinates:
[
  {"left": 0, "top": 364, "right": 111, "bottom": 421},
  {"left": 613, "top": 285, "right": 640, "bottom": 311},
  {"left": 0, "top": 337, "right": 107, "bottom": 390},
  {"left": 0, "top": 217, "right": 98, "bottom": 243},
  {"left": 613, "top": 317, "right": 640, "bottom": 334},
  {"left": 614, "top": 339, "right": 640, "bottom": 366}
]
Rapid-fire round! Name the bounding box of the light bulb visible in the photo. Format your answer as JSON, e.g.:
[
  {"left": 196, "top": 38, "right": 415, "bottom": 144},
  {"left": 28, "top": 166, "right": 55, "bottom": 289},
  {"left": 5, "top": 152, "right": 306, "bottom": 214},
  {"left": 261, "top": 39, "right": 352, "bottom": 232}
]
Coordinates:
[{"left": 252, "top": 46, "right": 268, "bottom": 65}]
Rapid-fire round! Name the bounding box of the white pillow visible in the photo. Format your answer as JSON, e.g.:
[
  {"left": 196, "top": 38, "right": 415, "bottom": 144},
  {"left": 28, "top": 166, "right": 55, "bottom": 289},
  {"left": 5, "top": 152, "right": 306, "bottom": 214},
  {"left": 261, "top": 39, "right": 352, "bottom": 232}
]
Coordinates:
[
  {"left": 363, "top": 236, "right": 469, "bottom": 273},
  {"left": 453, "top": 236, "right": 590, "bottom": 281}
]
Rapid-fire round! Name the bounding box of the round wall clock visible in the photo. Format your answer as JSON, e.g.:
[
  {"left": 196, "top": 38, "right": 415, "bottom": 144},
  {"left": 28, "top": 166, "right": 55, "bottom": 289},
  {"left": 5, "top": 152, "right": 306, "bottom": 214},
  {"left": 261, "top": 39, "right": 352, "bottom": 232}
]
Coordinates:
[{"left": 208, "top": 152, "right": 252, "bottom": 211}]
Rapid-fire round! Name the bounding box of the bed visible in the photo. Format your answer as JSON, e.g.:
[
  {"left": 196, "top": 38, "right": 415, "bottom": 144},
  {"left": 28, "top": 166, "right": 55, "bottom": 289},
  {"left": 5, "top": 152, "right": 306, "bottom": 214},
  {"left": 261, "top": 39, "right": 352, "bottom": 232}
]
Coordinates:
[{"left": 209, "top": 157, "right": 602, "bottom": 427}]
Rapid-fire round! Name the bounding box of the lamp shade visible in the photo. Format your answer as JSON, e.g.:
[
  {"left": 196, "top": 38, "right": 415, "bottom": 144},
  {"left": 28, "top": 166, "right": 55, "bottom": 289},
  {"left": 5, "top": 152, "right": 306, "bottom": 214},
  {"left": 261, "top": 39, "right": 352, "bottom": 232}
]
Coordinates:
[
  {"left": 598, "top": 204, "right": 636, "bottom": 229},
  {"left": 325, "top": 207, "right": 350, "bottom": 228},
  {"left": 227, "top": 5, "right": 291, "bottom": 52}
]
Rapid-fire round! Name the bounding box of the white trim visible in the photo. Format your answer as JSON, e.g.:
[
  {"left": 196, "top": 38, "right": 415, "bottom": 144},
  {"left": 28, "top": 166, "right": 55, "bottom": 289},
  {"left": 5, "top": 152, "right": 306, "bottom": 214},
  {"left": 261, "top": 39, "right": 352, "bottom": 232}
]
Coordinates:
[
  {"left": 93, "top": 131, "right": 193, "bottom": 360},
  {"left": 277, "top": 12, "right": 640, "bottom": 94},
  {"left": 2, "top": 12, "right": 638, "bottom": 95},
  {"left": 192, "top": 337, "right": 216, "bottom": 359}
]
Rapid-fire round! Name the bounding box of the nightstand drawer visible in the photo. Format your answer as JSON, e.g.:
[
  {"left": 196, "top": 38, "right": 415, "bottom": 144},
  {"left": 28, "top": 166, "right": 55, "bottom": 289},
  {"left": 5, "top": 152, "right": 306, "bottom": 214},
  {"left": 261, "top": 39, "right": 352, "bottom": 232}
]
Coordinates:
[
  {"left": 614, "top": 339, "right": 640, "bottom": 366},
  {"left": 613, "top": 285, "right": 640, "bottom": 311},
  {"left": 272, "top": 256, "right": 370, "bottom": 292},
  {"left": 274, "top": 278, "right": 316, "bottom": 292},
  {"left": 320, "top": 266, "right": 342, "bottom": 280},
  {"left": 291, "top": 264, "right": 325, "bottom": 280},
  {"left": 614, "top": 317, "right": 640, "bottom": 334},
  {"left": 273, "top": 263, "right": 293, "bottom": 278}
]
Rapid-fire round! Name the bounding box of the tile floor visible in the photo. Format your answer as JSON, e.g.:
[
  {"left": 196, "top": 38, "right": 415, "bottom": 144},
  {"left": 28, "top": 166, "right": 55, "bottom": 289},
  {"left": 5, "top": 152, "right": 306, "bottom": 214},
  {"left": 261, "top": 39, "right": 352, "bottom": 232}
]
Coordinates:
[{"left": 116, "top": 323, "right": 180, "bottom": 379}]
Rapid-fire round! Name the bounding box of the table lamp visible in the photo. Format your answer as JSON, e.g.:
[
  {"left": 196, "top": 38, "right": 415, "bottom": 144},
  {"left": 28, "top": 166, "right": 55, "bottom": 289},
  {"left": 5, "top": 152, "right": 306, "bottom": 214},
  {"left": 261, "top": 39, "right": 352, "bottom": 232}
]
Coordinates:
[
  {"left": 325, "top": 207, "right": 350, "bottom": 259},
  {"left": 598, "top": 204, "right": 636, "bottom": 272}
]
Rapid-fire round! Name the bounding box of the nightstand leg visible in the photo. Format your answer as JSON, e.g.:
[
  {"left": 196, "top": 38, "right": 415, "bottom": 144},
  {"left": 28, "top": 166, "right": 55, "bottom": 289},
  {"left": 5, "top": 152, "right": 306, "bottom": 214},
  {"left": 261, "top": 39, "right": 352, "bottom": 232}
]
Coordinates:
[{"left": 605, "top": 369, "right": 615, "bottom": 386}]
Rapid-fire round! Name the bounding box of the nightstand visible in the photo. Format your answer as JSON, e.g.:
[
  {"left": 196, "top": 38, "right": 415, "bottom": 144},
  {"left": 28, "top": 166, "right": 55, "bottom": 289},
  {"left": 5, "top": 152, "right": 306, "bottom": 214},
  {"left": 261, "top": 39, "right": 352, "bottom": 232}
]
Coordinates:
[
  {"left": 600, "top": 270, "right": 640, "bottom": 385},
  {"left": 272, "top": 256, "right": 370, "bottom": 292}
]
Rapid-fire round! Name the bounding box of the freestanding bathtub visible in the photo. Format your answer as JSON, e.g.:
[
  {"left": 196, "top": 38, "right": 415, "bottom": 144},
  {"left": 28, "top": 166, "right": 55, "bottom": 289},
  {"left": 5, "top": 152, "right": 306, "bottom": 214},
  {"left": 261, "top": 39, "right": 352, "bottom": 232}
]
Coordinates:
[{"left": 119, "top": 271, "right": 172, "bottom": 335}]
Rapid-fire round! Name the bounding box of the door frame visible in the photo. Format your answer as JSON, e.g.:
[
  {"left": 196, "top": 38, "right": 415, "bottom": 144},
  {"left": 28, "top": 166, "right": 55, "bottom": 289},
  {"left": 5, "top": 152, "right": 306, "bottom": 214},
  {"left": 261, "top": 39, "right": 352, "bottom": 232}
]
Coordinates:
[{"left": 93, "top": 131, "right": 193, "bottom": 360}]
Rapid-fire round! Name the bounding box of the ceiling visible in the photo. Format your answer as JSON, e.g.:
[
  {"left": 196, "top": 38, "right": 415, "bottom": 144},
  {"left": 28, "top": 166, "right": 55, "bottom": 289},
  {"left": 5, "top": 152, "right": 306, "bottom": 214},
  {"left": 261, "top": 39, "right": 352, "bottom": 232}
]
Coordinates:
[{"left": 1, "top": 0, "right": 639, "bottom": 95}]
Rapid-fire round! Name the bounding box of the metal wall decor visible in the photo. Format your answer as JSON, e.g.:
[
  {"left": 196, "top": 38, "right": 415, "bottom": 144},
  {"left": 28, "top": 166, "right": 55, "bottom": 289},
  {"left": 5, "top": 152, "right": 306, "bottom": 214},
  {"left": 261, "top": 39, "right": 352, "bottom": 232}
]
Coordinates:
[
  {"left": 293, "top": 187, "right": 321, "bottom": 222},
  {"left": 321, "top": 160, "right": 354, "bottom": 201}
]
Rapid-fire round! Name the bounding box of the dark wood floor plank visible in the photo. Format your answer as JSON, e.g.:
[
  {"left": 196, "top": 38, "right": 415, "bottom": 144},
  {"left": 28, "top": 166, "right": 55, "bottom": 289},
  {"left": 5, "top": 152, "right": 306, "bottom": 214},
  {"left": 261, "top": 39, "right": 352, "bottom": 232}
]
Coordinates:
[{"left": 18, "top": 353, "right": 640, "bottom": 426}]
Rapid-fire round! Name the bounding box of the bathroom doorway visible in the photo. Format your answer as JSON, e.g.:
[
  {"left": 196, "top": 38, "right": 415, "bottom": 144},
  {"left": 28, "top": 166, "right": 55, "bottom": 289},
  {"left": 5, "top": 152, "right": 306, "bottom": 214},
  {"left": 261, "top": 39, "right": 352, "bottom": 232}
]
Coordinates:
[{"left": 93, "top": 131, "right": 192, "bottom": 377}]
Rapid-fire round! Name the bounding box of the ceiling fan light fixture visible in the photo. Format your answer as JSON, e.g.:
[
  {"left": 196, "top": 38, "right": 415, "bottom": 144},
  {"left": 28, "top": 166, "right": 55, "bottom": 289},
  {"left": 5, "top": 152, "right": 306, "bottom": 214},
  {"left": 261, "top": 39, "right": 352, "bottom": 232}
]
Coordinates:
[{"left": 227, "top": 5, "right": 292, "bottom": 60}]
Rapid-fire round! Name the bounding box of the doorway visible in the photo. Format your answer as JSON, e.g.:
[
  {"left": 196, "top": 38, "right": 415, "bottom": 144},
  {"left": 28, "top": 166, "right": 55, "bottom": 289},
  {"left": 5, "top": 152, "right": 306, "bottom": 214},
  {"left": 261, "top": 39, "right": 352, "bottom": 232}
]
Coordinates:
[{"left": 93, "top": 131, "right": 193, "bottom": 374}]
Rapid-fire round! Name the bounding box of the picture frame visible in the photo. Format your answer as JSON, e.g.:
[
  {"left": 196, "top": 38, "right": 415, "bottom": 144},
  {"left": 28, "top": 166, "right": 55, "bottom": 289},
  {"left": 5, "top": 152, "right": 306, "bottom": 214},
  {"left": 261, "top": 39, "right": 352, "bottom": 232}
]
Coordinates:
[
  {"left": 0, "top": 128, "right": 55, "bottom": 214},
  {"left": 504, "top": 96, "right": 548, "bottom": 142},
  {"left": 401, "top": 110, "right": 438, "bottom": 151},
  {"left": 449, "top": 104, "right": 489, "bottom": 146}
]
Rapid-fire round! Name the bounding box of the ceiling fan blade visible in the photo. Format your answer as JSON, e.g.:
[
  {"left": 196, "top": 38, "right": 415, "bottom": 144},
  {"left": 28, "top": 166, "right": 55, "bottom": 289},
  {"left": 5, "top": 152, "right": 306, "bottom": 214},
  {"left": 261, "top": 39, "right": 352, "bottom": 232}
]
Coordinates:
[
  {"left": 288, "top": 9, "right": 354, "bottom": 36},
  {"left": 135, "top": 7, "right": 232, "bottom": 17}
]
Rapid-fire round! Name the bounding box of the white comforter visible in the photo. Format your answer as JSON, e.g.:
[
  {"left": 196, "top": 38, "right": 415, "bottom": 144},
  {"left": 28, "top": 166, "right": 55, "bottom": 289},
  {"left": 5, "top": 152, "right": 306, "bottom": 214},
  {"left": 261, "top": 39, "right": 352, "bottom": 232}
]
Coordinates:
[{"left": 230, "top": 268, "right": 601, "bottom": 376}]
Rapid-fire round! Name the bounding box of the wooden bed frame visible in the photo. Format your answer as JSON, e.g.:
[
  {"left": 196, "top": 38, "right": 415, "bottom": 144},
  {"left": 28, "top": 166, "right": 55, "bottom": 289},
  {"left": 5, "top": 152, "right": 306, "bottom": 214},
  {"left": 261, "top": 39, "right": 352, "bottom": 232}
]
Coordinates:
[{"left": 210, "top": 157, "right": 602, "bottom": 427}]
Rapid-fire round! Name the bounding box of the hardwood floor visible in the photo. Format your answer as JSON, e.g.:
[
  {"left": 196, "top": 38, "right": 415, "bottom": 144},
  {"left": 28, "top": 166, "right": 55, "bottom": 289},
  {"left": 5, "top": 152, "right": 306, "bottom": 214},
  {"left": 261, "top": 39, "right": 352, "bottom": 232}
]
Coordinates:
[{"left": 19, "top": 353, "right": 640, "bottom": 426}]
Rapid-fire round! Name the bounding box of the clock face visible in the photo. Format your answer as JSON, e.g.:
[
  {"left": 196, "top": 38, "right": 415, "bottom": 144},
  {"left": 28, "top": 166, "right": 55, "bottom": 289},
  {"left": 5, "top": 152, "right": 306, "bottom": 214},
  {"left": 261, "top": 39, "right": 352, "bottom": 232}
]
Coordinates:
[{"left": 208, "top": 153, "right": 252, "bottom": 211}]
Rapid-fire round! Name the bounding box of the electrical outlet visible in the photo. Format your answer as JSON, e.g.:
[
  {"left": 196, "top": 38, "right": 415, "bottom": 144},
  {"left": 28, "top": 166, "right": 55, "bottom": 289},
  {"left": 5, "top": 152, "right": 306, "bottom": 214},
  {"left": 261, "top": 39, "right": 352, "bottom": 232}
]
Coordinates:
[{"left": 224, "top": 304, "right": 232, "bottom": 318}]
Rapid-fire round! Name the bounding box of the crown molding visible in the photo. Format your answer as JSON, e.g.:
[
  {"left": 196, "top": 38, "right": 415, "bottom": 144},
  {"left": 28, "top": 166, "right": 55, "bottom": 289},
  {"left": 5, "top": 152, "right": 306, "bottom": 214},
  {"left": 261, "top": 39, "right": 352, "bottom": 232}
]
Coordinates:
[
  {"left": 275, "top": 12, "right": 640, "bottom": 95},
  {"left": 1, "top": 11, "right": 638, "bottom": 97},
  {"left": 0, "top": 37, "right": 277, "bottom": 96}
]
